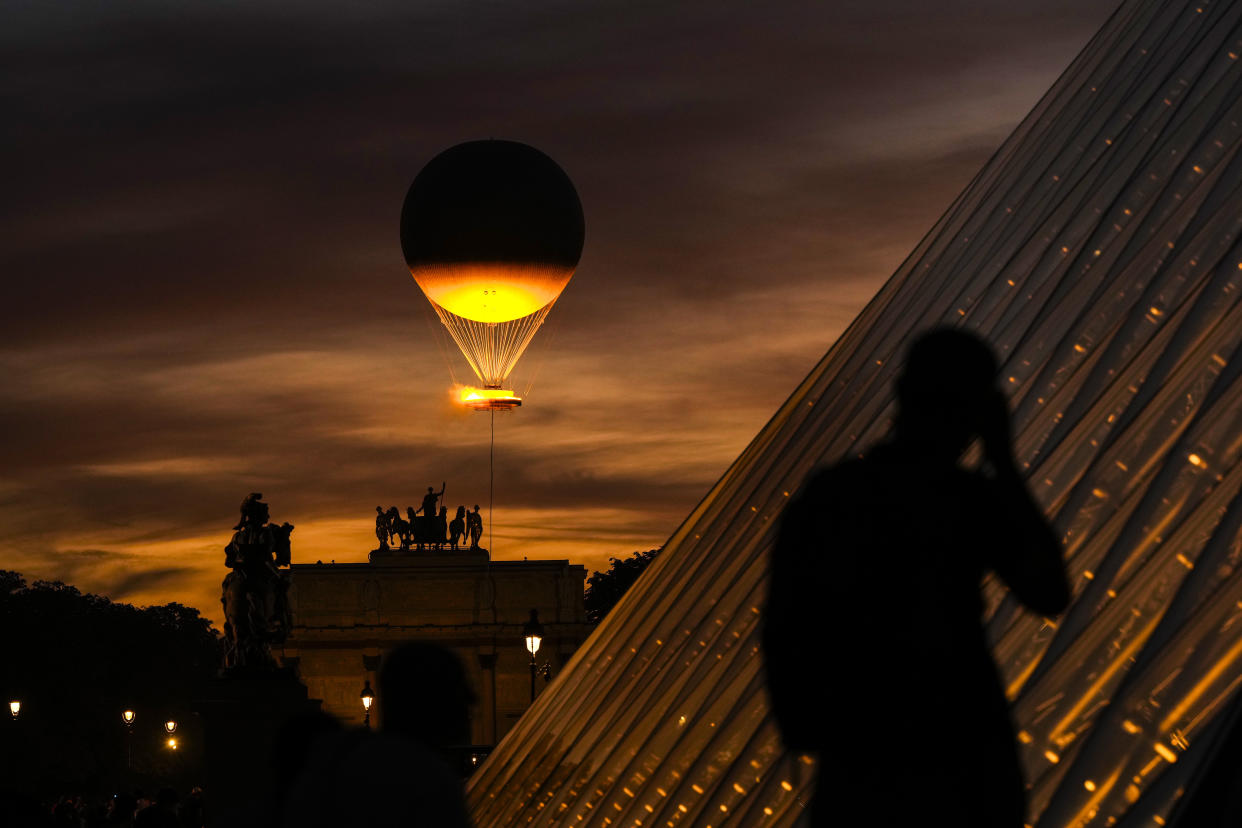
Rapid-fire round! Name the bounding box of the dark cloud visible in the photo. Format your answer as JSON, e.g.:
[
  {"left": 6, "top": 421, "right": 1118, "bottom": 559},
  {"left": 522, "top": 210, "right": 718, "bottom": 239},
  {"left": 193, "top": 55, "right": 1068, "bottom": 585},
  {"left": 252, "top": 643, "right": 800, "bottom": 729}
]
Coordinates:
[
  {"left": 103, "top": 566, "right": 201, "bottom": 601},
  {"left": 1, "top": 0, "right": 1119, "bottom": 618},
  {"left": 25, "top": 547, "right": 195, "bottom": 602}
]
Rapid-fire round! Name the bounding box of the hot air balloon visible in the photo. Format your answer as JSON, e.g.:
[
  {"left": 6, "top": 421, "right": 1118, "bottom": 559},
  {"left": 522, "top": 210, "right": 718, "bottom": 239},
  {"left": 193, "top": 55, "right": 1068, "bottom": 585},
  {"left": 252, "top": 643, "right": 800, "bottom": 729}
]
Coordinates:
[{"left": 400, "top": 140, "right": 585, "bottom": 410}]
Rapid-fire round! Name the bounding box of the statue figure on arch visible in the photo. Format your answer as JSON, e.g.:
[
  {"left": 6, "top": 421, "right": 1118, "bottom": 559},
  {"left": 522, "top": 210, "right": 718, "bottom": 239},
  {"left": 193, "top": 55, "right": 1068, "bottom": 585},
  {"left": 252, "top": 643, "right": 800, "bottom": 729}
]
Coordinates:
[
  {"left": 375, "top": 506, "right": 390, "bottom": 551},
  {"left": 421, "top": 482, "right": 446, "bottom": 519},
  {"left": 467, "top": 505, "right": 484, "bottom": 551}
]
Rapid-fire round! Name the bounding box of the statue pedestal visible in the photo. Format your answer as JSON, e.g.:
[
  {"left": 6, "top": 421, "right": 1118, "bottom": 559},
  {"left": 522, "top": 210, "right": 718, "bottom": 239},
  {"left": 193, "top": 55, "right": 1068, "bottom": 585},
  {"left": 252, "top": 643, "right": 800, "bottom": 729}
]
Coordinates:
[{"left": 194, "top": 669, "right": 319, "bottom": 828}]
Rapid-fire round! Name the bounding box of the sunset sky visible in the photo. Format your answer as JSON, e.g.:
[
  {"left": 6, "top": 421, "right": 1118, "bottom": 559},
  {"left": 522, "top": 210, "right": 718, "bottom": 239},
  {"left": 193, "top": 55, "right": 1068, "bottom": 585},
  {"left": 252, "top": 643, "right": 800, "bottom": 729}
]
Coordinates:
[{"left": 2, "top": 0, "right": 1118, "bottom": 626}]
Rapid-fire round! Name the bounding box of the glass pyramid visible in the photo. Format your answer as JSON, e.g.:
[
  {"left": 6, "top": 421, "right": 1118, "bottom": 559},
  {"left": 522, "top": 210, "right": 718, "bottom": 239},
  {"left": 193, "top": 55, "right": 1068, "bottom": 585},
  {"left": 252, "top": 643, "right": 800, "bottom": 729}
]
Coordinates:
[{"left": 467, "top": 1, "right": 1242, "bottom": 825}]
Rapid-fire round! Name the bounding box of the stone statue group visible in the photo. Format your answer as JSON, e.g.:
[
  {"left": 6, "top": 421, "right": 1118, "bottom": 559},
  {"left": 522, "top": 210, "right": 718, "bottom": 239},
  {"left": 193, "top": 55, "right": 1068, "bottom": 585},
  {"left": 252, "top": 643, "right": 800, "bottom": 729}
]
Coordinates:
[{"left": 376, "top": 482, "right": 484, "bottom": 552}]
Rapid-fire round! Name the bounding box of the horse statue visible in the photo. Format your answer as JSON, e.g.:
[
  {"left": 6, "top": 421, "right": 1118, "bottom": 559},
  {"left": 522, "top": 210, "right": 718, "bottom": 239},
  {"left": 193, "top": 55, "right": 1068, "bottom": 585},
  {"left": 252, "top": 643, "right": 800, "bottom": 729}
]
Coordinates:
[
  {"left": 449, "top": 506, "right": 466, "bottom": 550},
  {"left": 221, "top": 493, "right": 293, "bottom": 671},
  {"left": 385, "top": 506, "right": 414, "bottom": 551},
  {"left": 370, "top": 494, "right": 462, "bottom": 555}
]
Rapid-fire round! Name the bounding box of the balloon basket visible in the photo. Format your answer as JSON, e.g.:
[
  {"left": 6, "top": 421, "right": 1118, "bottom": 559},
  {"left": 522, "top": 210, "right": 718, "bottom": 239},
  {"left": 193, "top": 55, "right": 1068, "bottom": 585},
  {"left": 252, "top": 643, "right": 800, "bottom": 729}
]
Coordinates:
[{"left": 460, "top": 387, "right": 522, "bottom": 411}]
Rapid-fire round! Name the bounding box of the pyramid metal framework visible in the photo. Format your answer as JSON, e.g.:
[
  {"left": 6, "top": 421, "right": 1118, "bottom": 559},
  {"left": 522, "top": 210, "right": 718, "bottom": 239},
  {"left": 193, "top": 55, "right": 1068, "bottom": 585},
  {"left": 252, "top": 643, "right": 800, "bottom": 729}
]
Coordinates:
[{"left": 467, "top": 1, "right": 1242, "bottom": 825}]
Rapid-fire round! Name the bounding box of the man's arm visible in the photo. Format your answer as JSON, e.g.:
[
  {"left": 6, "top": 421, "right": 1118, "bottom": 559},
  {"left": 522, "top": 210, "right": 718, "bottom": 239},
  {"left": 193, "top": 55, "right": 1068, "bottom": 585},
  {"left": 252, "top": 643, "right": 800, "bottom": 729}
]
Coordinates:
[{"left": 981, "top": 390, "right": 1071, "bottom": 616}]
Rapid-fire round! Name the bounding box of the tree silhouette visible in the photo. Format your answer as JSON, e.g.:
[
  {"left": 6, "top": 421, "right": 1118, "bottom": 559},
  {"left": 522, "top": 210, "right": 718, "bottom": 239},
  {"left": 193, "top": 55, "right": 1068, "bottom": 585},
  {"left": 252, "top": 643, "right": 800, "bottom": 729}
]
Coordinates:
[
  {"left": 584, "top": 549, "right": 660, "bottom": 625},
  {"left": 0, "top": 571, "right": 221, "bottom": 801}
]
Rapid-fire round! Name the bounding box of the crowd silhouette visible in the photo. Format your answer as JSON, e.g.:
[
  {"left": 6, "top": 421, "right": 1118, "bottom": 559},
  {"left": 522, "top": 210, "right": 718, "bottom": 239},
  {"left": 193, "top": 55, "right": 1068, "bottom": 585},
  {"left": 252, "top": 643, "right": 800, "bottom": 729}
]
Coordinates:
[
  {"left": 764, "top": 328, "right": 1070, "bottom": 826},
  {"left": 2, "top": 786, "right": 205, "bottom": 827}
]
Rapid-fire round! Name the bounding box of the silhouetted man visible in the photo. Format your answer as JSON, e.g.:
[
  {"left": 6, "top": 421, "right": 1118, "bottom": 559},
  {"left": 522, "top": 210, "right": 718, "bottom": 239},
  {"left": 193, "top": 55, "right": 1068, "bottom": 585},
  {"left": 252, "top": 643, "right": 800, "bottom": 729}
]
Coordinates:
[
  {"left": 281, "top": 642, "right": 474, "bottom": 828},
  {"left": 763, "top": 328, "right": 1070, "bottom": 827}
]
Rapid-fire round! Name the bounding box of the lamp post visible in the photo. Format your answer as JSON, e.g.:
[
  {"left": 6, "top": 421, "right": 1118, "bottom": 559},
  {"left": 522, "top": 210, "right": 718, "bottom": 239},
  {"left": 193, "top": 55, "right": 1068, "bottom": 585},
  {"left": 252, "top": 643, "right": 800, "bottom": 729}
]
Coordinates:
[
  {"left": 122, "top": 709, "right": 136, "bottom": 770},
  {"left": 523, "top": 609, "right": 545, "bottom": 705},
  {"left": 360, "top": 680, "right": 375, "bottom": 729},
  {"left": 163, "top": 719, "right": 180, "bottom": 753},
  {"left": 8, "top": 700, "right": 19, "bottom": 720}
]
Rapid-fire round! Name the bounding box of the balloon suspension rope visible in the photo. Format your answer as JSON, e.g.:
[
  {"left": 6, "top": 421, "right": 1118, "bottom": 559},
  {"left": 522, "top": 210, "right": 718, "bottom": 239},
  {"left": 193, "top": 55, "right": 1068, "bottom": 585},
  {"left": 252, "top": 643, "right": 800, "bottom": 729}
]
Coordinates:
[{"left": 489, "top": 408, "right": 495, "bottom": 556}]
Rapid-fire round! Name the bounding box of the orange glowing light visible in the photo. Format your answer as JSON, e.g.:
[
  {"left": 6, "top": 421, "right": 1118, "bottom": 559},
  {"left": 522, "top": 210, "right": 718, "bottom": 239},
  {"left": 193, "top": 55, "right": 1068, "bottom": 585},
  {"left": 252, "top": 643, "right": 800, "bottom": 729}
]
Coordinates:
[
  {"left": 1154, "top": 742, "right": 1178, "bottom": 763},
  {"left": 458, "top": 386, "right": 522, "bottom": 411},
  {"left": 413, "top": 263, "right": 571, "bottom": 324}
]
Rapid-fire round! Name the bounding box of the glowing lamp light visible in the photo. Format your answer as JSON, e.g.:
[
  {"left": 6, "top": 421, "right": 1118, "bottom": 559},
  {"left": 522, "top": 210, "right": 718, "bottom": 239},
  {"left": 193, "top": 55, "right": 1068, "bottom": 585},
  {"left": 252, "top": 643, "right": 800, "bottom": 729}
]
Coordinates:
[
  {"left": 165, "top": 720, "right": 177, "bottom": 734},
  {"left": 167, "top": 737, "right": 178, "bottom": 750},
  {"left": 122, "top": 709, "right": 136, "bottom": 726},
  {"left": 459, "top": 386, "right": 522, "bottom": 411},
  {"left": 9, "top": 700, "right": 20, "bottom": 719},
  {"left": 360, "top": 679, "right": 375, "bottom": 729},
  {"left": 1154, "top": 742, "right": 1179, "bottom": 763},
  {"left": 523, "top": 608, "right": 545, "bottom": 657}
]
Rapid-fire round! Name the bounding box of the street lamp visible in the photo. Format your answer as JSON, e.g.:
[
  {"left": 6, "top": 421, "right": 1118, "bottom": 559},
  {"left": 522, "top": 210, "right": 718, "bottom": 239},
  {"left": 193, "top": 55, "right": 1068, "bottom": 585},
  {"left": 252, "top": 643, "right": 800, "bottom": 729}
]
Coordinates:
[
  {"left": 8, "top": 700, "right": 19, "bottom": 720},
  {"left": 122, "top": 709, "right": 136, "bottom": 770},
  {"left": 164, "top": 720, "right": 177, "bottom": 734},
  {"left": 523, "top": 609, "right": 545, "bottom": 704},
  {"left": 360, "top": 680, "right": 375, "bottom": 729}
]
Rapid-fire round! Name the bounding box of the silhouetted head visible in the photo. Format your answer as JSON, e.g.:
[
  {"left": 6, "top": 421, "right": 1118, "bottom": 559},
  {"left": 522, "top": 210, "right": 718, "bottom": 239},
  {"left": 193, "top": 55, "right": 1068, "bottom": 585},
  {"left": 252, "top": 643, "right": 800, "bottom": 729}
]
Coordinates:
[
  {"left": 428, "top": 487, "right": 435, "bottom": 494},
  {"left": 273, "top": 710, "right": 343, "bottom": 806},
  {"left": 456, "top": 506, "right": 465, "bottom": 518},
  {"left": 379, "top": 641, "right": 476, "bottom": 753},
  {"left": 895, "top": 328, "right": 999, "bottom": 455}
]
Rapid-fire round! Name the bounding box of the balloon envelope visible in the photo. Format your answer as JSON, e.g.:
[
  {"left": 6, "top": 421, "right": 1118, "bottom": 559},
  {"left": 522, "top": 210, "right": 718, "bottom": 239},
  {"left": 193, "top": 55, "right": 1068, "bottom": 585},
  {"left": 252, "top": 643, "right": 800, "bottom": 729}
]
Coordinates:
[{"left": 400, "top": 141, "right": 584, "bottom": 388}]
